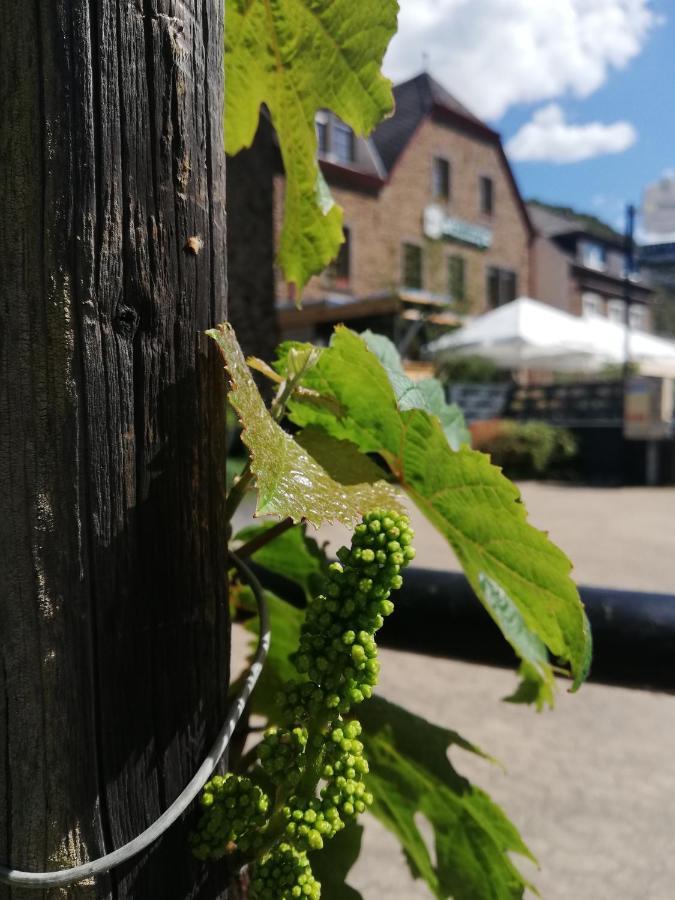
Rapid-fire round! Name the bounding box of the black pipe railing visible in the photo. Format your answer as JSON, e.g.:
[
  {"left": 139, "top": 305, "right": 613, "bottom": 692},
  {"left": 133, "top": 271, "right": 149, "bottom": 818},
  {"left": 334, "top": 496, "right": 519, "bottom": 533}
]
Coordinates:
[
  {"left": 252, "top": 564, "right": 675, "bottom": 692},
  {"left": 379, "top": 568, "right": 675, "bottom": 692}
]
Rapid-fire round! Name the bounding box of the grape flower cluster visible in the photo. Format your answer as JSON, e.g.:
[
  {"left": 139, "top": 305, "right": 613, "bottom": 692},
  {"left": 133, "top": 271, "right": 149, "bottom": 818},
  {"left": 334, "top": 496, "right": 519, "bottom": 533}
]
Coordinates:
[
  {"left": 189, "top": 774, "right": 269, "bottom": 860},
  {"left": 191, "top": 510, "right": 415, "bottom": 900},
  {"left": 288, "top": 508, "right": 415, "bottom": 717}
]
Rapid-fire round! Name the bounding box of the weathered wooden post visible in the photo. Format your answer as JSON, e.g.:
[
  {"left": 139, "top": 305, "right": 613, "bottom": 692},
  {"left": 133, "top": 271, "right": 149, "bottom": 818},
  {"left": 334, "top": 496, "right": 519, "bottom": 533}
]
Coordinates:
[{"left": 0, "top": 1, "right": 233, "bottom": 896}]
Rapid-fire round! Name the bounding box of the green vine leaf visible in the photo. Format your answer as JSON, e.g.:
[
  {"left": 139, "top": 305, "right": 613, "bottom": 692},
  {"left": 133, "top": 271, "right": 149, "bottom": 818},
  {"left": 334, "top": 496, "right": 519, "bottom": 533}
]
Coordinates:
[
  {"left": 208, "top": 323, "right": 402, "bottom": 527},
  {"left": 360, "top": 697, "right": 536, "bottom": 900},
  {"left": 295, "top": 426, "right": 393, "bottom": 487},
  {"left": 235, "top": 521, "right": 328, "bottom": 599},
  {"left": 225, "top": 0, "right": 397, "bottom": 294},
  {"left": 310, "top": 823, "right": 364, "bottom": 900},
  {"left": 361, "top": 330, "right": 471, "bottom": 450},
  {"left": 237, "top": 587, "right": 302, "bottom": 721},
  {"left": 284, "top": 327, "right": 592, "bottom": 701}
]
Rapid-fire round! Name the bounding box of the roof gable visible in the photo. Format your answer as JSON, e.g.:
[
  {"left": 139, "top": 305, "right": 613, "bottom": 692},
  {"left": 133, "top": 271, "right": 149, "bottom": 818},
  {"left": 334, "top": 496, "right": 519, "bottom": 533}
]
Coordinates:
[
  {"left": 372, "top": 72, "right": 496, "bottom": 171},
  {"left": 372, "top": 73, "right": 532, "bottom": 238}
]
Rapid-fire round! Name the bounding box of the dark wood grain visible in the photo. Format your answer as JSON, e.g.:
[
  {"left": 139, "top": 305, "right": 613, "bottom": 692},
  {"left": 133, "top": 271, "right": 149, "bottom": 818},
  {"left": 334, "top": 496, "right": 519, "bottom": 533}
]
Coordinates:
[
  {"left": 0, "top": 1, "right": 233, "bottom": 897},
  {"left": 226, "top": 118, "right": 279, "bottom": 362}
]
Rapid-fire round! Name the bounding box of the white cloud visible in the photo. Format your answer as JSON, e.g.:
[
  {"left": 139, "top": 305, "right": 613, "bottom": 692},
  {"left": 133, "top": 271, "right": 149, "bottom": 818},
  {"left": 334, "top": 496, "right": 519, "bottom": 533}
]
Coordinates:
[
  {"left": 506, "top": 104, "right": 637, "bottom": 163},
  {"left": 384, "top": 0, "right": 659, "bottom": 120}
]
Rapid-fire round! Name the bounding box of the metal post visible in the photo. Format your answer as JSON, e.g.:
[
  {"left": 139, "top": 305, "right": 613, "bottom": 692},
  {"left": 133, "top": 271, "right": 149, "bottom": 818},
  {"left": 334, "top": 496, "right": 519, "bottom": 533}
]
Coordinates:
[
  {"left": 623, "top": 203, "right": 636, "bottom": 379},
  {"left": 646, "top": 439, "right": 660, "bottom": 486}
]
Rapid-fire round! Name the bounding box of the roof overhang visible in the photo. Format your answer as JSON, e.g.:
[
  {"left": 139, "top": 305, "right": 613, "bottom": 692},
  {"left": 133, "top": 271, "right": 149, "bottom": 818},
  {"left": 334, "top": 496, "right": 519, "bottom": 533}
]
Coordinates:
[
  {"left": 319, "top": 160, "right": 385, "bottom": 195},
  {"left": 278, "top": 295, "right": 401, "bottom": 329},
  {"left": 570, "top": 264, "right": 655, "bottom": 301}
]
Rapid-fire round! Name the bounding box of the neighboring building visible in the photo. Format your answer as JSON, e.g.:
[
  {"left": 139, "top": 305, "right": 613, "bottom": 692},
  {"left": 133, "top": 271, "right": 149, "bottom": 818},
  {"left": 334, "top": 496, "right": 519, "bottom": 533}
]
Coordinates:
[
  {"left": 639, "top": 242, "right": 675, "bottom": 336},
  {"left": 276, "top": 73, "right": 534, "bottom": 344},
  {"left": 643, "top": 175, "right": 675, "bottom": 242},
  {"left": 529, "top": 201, "right": 654, "bottom": 332}
]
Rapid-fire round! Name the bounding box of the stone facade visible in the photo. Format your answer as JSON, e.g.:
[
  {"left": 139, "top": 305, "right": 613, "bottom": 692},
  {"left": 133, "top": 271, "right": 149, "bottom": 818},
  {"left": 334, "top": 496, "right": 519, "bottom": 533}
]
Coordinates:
[{"left": 274, "top": 117, "right": 532, "bottom": 315}]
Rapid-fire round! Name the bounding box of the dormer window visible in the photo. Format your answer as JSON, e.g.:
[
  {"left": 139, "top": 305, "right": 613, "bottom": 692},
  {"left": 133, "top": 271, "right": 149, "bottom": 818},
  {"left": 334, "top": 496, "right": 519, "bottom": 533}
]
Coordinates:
[
  {"left": 316, "top": 113, "right": 329, "bottom": 155},
  {"left": 580, "top": 240, "right": 606, "bottom": 271},
  {"left": 333, "top": 121, "right": 355, "bottom": 164},
  {"left": 315, "top": 112, "right": 355, "bottom": 164}
]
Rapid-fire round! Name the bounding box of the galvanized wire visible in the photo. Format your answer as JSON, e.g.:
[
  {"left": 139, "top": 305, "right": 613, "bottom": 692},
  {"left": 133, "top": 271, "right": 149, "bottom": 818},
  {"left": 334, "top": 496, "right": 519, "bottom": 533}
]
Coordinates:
[{"left": 0, "top": 552, "right": 269, "bottom": 889}]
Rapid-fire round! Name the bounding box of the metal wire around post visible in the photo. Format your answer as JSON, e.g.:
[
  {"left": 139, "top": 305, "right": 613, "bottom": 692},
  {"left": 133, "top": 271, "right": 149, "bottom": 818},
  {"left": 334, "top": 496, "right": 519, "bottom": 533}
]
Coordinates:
[{"left": 0, "top": 552, "right": 270, "bottom": 889}]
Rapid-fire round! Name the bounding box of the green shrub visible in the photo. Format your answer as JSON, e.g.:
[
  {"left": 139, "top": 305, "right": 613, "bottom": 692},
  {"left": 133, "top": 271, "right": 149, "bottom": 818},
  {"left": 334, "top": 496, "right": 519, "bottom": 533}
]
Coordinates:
[
  {"left": 436, "top": 354, "right": 511, "bottom": 385},
  {"left": 477, "top": 420, "right": 577, "bottom": 480}
]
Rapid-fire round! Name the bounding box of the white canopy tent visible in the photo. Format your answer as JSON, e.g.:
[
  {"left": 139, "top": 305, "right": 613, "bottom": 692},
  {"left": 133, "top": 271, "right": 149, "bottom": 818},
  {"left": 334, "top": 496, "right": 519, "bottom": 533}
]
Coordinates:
[
  {"left": 584, "top": 314, "right": 675, "bottom": 377},
  {"left": 424, "top": 297, "right": 675, "bottom": 375}
]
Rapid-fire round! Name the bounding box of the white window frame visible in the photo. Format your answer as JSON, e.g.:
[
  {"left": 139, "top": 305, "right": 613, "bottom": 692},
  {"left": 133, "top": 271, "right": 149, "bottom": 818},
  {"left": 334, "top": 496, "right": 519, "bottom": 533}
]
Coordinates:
[
  {"left": 629, "top": 304, "right": 647, "bottom": 331},
  {"left": 582, "top": 292, "right": 605, "bottom": 317},
  {"left": 607, "top": 298, "right": 626, "bottom": 324}
]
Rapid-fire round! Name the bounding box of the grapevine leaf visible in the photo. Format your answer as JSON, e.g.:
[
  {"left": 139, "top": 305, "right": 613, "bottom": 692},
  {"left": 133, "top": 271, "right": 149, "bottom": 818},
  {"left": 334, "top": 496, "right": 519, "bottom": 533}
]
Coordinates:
[
  {"left": 225, "top": 0, "right": 397, "bottom": 294},
  {"left": 310, "top": 823, "right": 364, "bottom": 900},
  {"left": 208, "top": 323, "right": 402, "bottom": 527},
  {"left": 413, "top": 379, "right": 472, "bottom": 452},
  {"left": 235, "top": 521, "right": 328, "bottom": 599},
  {"left": 504, "top": 662, "right": 554, "bottom": 708},
  {"left": 247, "top": 356, "right": 283, "bottom": 383},
  {"left": 478, "top": 575, "right": 555, "bottom": 710},
  {"left": 361, "top": 330, "right": 471, "bottom": 450},
  {"left": 295, "top": 427, "right": 393, "bottom": 487},
  {"left": 274, "top": 341, "right": 323, "bottom": 375},
  {"left": 284, "top": 327, "right": 591, "bottom": 699},
  {"left": 360, "top": 697, "right": 536, "bottom": 900}
]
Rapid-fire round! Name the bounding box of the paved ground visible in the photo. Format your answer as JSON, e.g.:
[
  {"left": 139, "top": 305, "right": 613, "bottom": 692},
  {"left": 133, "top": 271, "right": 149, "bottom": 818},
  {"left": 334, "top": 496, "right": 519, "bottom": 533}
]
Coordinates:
[{"left": 231, "top": 484, "right": 675, "bottom": 899}]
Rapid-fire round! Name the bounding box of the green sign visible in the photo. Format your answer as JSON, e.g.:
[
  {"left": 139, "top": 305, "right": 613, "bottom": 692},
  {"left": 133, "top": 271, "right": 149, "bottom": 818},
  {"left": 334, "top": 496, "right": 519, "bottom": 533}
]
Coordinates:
[{"left": 423, "top": 205, "right": 492, "bottom": 249}]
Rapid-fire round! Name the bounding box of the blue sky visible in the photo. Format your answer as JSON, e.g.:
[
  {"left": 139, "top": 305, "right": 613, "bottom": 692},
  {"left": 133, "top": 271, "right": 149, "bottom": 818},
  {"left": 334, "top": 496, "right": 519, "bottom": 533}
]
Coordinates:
[{"left": 383, "top": 0, "right": 672, "bottom": 233}]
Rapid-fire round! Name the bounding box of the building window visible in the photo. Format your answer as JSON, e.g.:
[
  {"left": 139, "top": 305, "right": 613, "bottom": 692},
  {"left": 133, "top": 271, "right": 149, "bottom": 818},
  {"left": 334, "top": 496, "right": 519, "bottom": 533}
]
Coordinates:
[
  {"left": 480, "top": 176, "right": 494, "bottom": 215},
  {"left": 582, "top": 292, "right": 605, "bottom": 317},
  {"left": 327, "top": 227, "right": 351, "bottom": 285},
  {"left": 315, "top": 112, "right": 355, "bottom": 163},
  {"left": 487, "top": 267, "right": 517, "bottom": 308},
  {"left": 580, "top": 240, "right": 606, "bottom": 271},
  {"left": 448, "top": 255, "right": 465, "bottom": 306},
  {"left": 607, "top": 298, "right": 626, "bottom": 324},
  {"left": 316, "top": 118, "right": 329, "bottom": 155},
  {"left": 402, "top": 243, "right": 423, "bottom": 290},
  {"left": 333, "top": 121, "right": 355, "bottom": 164},
  {"left": 629, "top": 304, "right": 647, "bottom": 330},
  {"left": 433, "top": 157, "right": 451, "bottom": 200}
]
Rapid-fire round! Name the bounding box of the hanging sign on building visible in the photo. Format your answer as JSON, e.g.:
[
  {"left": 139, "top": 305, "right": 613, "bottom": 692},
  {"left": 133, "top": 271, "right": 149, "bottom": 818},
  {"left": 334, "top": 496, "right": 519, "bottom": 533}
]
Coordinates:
[{"left": 423, "top": 204, "right": 493, "bottom": 249}]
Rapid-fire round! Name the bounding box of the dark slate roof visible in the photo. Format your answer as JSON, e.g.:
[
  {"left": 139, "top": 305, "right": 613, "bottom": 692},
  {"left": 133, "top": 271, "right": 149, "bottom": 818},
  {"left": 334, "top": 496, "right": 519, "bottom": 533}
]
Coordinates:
[
  {"left": 372, "top": 72, "right": 495, "bottom": 172},
  {"left": 372, "top": 73, "right": 532, "bottom": 238},
  {"left": 528, "top": 200, "right": 625, "bottom": 246}
]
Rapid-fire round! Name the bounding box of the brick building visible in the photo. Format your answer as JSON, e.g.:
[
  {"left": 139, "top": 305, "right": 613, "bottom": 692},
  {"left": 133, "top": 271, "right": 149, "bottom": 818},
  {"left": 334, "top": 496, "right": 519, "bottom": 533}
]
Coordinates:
[
  {"left": 529, "top": 201, "right": 654, "bottom": 332},
  {"left": 276, "top": 74, "right": 534, "bottom": 343}
]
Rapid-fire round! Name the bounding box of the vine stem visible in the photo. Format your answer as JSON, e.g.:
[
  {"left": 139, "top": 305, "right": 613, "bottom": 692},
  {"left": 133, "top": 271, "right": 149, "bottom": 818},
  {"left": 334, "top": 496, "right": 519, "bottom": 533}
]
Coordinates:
[
  {"left": 235, "top": 517, "right": 296, "bottom": 559},
  {"left": 251, "top": 709, "right": 332, "bottom": 861},
  {"left": 225, "top": 463, "right": 254, "bottom": 522}
]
